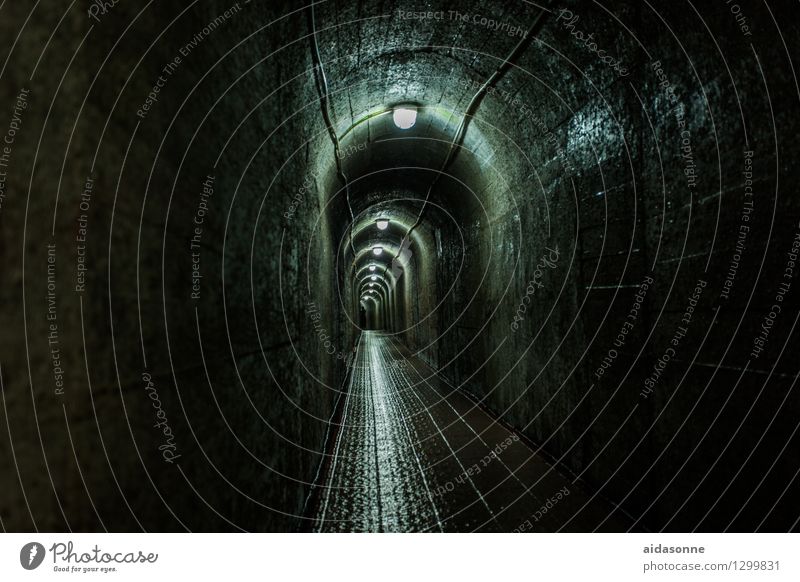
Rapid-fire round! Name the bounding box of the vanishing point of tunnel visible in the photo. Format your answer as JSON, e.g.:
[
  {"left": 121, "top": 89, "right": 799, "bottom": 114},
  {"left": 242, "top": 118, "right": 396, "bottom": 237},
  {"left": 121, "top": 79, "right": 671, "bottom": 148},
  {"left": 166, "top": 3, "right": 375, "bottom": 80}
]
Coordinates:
[{"left": 0, "top": 0, "right": 799, "bottom": 535}]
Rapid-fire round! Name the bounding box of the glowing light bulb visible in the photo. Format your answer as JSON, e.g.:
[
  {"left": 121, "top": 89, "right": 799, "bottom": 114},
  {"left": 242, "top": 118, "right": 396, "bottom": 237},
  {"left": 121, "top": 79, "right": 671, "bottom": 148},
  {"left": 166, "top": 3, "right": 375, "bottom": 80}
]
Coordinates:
[
  {"left": 371, "top": 275, "right": 377, "bottom": 281},
  {"left": 372, "top": 246, "right": 383, "bottom": 256},
  {"left": 369, "top": 265, "right": 376, "bottom": 272},
  {"left": 376, "top": 219, "right": 389, "bottom": 230},
  {"left": 392, "top": 108, "right": 417, "bottom": 129}
]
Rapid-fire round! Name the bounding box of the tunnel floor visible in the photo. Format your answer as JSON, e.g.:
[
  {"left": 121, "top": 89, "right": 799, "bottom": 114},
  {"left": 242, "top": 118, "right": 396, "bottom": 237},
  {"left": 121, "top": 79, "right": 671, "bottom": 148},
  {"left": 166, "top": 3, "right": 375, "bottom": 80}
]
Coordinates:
[{"left": 311, "top": 332, "right": 632, "bottom": 532}]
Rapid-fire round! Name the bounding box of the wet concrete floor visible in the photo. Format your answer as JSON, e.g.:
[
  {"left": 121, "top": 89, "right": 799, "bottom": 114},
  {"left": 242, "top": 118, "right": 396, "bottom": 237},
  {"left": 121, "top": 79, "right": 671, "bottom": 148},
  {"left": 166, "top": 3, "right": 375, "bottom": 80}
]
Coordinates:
[{"left": 311, "top": 331, "right": 632, "bottom": 532}]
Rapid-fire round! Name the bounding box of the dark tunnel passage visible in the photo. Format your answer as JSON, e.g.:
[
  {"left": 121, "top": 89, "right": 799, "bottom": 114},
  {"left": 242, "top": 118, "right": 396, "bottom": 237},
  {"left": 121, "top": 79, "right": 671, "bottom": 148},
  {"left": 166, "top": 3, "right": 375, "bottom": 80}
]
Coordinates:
[{"left": 1, "top": 0, "right": 799, "bottom": 534}]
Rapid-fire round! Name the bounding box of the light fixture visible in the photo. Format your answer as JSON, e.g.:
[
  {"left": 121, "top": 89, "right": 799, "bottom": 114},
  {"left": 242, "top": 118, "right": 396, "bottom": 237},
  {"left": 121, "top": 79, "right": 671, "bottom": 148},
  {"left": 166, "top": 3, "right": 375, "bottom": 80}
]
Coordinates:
[
  {"left": 392, "top": 107, "right": 417, "bottom": 129},
  {"left": 376, "top": 219, "right": 389, "bottom": 230},
  {"left": 369, "top": 265, "right": 376, "bottom": 272},
  {"left": 372, "top": 246, "right": 383, "bottom": 256},
  {"left": 369, "top": 283, "right": 375, "bottom": 287},
  {"left": 371, "top": 275, "right": 377, "bottom": 281}
]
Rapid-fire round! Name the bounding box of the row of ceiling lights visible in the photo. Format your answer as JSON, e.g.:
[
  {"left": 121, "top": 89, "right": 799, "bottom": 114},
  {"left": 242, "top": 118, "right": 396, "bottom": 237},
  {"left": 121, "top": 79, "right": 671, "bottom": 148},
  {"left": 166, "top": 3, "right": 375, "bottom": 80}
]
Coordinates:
[
  {"left": 359, "top": 106, "right": 415, "bottom": 307},
  {"left": 361, "top": 217, "right": 392, "bottom": 303}
]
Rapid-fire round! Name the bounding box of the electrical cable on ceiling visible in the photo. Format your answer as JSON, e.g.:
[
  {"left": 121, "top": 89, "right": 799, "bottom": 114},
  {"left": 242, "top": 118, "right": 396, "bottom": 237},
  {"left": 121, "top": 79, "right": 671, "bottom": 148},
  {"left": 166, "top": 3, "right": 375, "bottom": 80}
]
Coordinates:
[
  {"left": 380, "top": 0, "right": 554, "bottom": 282},
  {"left": 308, "top": 0, "right": 553, "bottom": 292},
  {"left": 308, "top": 2, "right": 357, "bottom": 255}
]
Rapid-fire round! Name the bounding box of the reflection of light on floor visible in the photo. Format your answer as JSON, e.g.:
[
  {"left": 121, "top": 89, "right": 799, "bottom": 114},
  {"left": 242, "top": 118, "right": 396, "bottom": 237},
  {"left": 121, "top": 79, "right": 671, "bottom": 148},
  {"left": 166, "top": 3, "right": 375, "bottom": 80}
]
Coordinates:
[
  {"left": 315, "top": 332, "right": 443, "bottom": 532},
  {"left": 312, "top": 332, "right": 632, "bottom": 533}
]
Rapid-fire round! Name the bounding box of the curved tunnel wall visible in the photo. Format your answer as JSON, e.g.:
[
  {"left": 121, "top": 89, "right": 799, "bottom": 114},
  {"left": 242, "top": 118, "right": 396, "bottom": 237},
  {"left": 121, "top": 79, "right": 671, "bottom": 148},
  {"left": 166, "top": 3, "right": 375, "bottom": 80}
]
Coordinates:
[{"left": 0, "top": 0, "right": 798, "bottom": 533}]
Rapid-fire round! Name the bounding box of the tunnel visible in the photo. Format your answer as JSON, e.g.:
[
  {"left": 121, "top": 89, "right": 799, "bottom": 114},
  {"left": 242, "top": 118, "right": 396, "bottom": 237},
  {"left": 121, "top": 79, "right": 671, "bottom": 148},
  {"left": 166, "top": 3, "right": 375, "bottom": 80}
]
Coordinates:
[{"left": 0, "top": 0, "right": 799, "bottom": 534}]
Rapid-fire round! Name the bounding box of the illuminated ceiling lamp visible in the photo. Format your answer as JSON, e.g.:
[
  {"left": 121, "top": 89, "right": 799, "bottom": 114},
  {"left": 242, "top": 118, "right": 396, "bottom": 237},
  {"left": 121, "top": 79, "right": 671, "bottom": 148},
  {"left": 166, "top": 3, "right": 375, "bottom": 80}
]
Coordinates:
[
  {"left": 370, "top": 275, "right": 377, "bottom": 281},
  {"left": 392, "top": 107, "right": 417, "bottom": 129},
  {"left": 376, "top": 218, "right": 389, "bottom": 230},
  {"left": 372, "top": 246, "right": 383, "bottom": 256},
  {"left": 369, "top": 265, "right": 376, "bottom": 272}
]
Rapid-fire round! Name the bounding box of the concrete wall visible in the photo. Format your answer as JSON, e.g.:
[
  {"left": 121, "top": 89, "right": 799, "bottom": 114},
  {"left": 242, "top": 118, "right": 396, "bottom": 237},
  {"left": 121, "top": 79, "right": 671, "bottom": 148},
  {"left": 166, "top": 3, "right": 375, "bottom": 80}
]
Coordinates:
[{"left": 0, "top": 1, "right": 348, "bottom": 531}]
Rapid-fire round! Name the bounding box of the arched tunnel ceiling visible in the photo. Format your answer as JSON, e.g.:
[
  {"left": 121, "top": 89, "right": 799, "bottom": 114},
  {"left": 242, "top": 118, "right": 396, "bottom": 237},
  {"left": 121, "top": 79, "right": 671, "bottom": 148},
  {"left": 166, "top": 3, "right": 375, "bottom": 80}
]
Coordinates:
[
  {"left": 322, "top": 103, "right": 496, "bottom": 234},
  {"left": 308, "top": 1, "right": 561, "bottom": 275}
]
